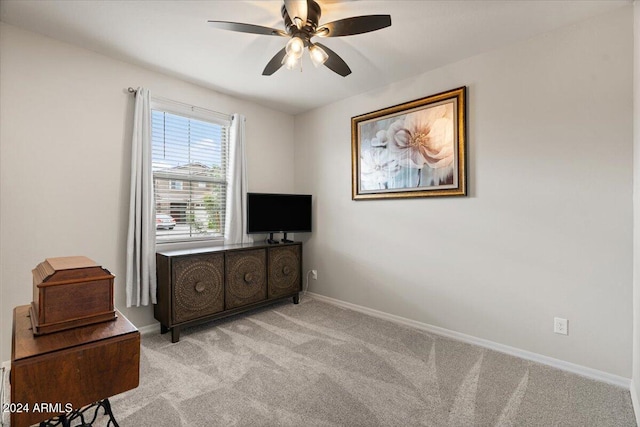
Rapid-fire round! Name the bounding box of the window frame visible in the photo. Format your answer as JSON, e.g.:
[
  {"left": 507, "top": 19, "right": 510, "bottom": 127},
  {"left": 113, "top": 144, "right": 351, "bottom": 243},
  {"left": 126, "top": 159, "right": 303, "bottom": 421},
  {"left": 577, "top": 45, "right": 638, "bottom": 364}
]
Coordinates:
[{"left": 150, "top": 97, "right": 232, "bottom": 247}]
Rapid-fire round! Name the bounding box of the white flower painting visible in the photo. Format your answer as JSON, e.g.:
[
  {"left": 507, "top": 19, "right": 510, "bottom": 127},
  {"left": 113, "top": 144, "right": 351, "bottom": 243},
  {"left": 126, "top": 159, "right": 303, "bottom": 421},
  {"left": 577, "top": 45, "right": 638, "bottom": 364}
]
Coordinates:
[{"left": 351, "top": 87, "right": 467, "bottom": 199}]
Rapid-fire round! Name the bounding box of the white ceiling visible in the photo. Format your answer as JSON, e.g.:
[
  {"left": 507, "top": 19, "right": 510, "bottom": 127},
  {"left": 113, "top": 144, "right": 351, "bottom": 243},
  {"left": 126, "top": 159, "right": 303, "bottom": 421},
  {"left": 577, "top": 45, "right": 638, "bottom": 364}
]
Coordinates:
[{"left": 0, "top": 0, "right": 630, "bottom": 115}]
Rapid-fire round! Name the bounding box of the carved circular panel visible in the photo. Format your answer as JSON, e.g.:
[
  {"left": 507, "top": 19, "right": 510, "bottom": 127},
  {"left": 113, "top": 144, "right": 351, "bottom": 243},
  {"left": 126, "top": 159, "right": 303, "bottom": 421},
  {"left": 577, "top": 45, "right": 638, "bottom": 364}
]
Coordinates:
[
  {"left": 268, "top": 246, "right": 301, "bottom": 298},
  {"left": 173, "top": 254, "right": 224, "bottom": 323},
  {"left": 226, "top": 249, "right": 266, "bottom": 309}
]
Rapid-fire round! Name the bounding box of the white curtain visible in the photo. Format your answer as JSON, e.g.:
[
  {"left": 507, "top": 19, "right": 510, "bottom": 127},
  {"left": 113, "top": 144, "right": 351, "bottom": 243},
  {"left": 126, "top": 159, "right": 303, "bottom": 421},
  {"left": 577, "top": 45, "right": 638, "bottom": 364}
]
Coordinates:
[
  {"left": 225, "top": 113, "right": 253, "bottom": 244},
  {"left": 125, "top": 87, "right": 157, "bottom": 307}
]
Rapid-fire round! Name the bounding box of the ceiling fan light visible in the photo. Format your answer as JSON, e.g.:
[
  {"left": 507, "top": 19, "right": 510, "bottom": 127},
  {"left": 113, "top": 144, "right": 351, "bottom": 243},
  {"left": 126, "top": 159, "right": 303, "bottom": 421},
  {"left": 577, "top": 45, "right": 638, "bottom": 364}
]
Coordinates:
[
  {"left": 286, "top": 36, "right": 305, "bottom": 59},
  {"left": 309, "top": 44, "right": 328, "bottom": 67},
  {"left": 282, "top": 53, "right": 300, "bottom": 70}
]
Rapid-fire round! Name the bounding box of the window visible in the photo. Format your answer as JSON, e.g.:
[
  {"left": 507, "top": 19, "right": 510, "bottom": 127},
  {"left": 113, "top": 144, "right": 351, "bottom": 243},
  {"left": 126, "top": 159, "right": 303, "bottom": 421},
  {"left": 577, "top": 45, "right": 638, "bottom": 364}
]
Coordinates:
[{"left": 151, "top": 99, "right": 230, "bottom": 243}]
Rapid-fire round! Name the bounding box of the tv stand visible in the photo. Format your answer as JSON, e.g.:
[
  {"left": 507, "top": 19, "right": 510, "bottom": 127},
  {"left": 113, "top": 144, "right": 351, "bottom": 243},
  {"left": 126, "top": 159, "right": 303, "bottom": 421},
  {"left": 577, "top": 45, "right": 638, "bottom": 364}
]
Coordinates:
[
  {"left": 267, "top": 233, "right": 279, "bottom": 244},
  {"left": 281, "top": 232, "right": 294, "bottom": 243},
  {"left": 155, "top": 242, "right": 302, "bottom": 342}
]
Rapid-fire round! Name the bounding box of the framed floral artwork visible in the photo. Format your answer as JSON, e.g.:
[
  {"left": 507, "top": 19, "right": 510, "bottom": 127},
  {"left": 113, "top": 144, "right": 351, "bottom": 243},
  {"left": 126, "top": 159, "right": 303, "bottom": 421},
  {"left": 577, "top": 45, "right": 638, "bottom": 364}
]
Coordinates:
[{"left": 351, "top": 86, "right": 467, "bottom": 200}]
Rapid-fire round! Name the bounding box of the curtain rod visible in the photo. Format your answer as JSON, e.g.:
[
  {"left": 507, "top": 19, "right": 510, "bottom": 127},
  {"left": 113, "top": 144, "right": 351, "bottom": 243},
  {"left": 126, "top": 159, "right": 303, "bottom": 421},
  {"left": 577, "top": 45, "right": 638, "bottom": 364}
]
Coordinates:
[{"left": 126, "top": 87, "right": 232, "bottom": 122}]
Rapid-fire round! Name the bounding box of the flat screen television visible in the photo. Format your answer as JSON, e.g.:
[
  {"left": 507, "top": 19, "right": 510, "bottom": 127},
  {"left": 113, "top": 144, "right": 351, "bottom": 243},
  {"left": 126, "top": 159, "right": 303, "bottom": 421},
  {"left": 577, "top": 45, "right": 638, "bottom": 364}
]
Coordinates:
[{"left": 246, "top": 193, "right": 312, "bottom": 243}]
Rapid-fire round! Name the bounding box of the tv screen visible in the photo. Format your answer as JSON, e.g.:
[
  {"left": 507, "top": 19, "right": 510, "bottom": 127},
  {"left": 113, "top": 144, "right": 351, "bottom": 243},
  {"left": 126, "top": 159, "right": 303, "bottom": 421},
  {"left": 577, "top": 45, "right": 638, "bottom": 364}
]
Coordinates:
[{"left": 246, "top": 193, "right": 312, "bottom": 234}]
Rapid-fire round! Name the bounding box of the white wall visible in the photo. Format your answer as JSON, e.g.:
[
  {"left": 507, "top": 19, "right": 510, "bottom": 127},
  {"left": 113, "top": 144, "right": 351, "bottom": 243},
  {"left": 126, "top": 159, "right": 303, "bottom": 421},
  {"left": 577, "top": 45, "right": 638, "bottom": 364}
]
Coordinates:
[
  {"left": 295, "top": 6, "right": 633, "bottom": 377},
  {"left": 0, "top": 23, "right": 295, "bottom": 362}
]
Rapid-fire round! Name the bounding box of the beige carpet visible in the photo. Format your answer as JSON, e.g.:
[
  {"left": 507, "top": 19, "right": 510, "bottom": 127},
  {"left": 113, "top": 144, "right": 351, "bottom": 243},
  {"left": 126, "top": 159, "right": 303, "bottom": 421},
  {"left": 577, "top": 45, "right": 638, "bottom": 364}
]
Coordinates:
[
  {"left": 3, "top": 297, "right": 637, "bottom": 426},
  {"left": 114, "top": 297, "right": 635, "bottom": 426}
]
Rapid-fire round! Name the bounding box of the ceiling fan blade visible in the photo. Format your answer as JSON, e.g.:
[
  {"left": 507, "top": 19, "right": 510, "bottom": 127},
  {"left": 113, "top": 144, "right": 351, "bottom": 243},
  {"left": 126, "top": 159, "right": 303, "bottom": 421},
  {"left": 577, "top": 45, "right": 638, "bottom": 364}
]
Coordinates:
[
  {"left": 208, "top": 21, "right": 287, "bottom": 37},
  {"left": 314, "top": 43, "right": 351, "bottom": 77},
  {"left": 316, "top": 15, "right": 391, "bottom": 37},
  {"left": 284, "top": 0, "right": 308, "bottom": 29},
  {"left": 262, "top": 47, "right": 288, "bottom": 76}
]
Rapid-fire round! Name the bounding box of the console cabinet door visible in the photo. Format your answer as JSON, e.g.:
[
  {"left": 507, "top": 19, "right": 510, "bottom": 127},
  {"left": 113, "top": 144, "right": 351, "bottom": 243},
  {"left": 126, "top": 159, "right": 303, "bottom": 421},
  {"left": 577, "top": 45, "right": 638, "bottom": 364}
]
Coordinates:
[
  {"left": 172, "top": 253, "right": 225, "bottom": 323},
  {"left": 225, "top": 249, "right": 267, "bottom": 309},
  {"left": 268, "top": 245, "right": 301, "bottom": 298}
]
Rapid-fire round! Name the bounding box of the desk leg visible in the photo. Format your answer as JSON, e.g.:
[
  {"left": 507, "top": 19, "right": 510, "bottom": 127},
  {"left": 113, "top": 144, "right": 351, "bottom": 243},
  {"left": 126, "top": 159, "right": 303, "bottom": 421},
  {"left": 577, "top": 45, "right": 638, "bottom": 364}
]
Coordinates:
[{"left": 38, "top": 399, "right": 119, "bottom": 427}]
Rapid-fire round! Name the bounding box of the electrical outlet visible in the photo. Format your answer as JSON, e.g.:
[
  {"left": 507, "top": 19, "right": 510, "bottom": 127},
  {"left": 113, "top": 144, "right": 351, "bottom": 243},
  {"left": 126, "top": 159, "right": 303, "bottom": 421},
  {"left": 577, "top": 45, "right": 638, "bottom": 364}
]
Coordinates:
[
  {"left": 311, "top": 270, "right": 317, "bottom": 280},
  {"left": 554, "top": 317, "right": 568, "bottom": 335}
]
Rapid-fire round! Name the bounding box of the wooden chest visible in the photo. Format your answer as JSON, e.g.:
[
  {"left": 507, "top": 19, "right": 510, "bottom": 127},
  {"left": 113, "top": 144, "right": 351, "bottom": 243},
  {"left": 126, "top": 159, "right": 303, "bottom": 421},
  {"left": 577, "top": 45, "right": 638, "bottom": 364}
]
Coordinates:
[{"left": 30, "top": 256, "right": 116, "bottom": 335}]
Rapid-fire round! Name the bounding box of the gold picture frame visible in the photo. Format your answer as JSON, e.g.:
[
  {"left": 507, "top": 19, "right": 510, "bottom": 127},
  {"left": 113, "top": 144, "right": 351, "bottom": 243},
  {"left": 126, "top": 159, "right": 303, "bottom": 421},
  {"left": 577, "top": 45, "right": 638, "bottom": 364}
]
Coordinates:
[{"left": 351, "top": 86, "right": 467, "bottom": 200}]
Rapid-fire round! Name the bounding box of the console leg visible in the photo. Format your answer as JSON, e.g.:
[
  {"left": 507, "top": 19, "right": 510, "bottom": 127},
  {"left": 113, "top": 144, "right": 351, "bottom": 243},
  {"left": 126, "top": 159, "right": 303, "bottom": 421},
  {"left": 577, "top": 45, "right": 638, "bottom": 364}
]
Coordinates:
[
  {"left": 38, "top": 399, "right": 118, "bottom": 427},
  {"left": 160, "top": 324, "right": 169, "bottom": 334},
  {"left": 102, "top": 399, "right": 120, "bottom": 427},
  {"left": 293, "top": 293, "right": 300, "bottom": 304},
  {"left": 171, "top": 327, "right": 180, "bottom": 343}
]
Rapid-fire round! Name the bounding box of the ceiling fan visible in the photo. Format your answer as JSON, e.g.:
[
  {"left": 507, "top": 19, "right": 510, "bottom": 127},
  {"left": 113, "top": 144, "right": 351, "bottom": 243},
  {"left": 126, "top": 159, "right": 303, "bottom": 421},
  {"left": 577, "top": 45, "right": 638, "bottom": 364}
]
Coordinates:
[{"left": 208, "top": 0, "right": 392, "bottom": 77}]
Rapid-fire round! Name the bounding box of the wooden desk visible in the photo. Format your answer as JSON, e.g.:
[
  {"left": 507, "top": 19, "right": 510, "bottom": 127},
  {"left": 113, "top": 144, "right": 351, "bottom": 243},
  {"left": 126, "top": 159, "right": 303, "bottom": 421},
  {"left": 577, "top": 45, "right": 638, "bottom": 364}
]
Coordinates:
[{"left": 11, "top": 305, "right": 140, "bottom": 427}]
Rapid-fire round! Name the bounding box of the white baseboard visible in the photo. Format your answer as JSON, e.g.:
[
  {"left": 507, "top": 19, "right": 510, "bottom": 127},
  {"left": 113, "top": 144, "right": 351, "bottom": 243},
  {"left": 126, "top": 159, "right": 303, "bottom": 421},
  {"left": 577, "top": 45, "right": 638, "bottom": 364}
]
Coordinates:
[
  {"left": 137, "top": 322, "right": 160, "bottom": 336},
  {"left": 307, "top": 292, "right": 631, "bottom": 389},
  {"left": 631, "top": 380, "right": 640, "bottom": 423}
]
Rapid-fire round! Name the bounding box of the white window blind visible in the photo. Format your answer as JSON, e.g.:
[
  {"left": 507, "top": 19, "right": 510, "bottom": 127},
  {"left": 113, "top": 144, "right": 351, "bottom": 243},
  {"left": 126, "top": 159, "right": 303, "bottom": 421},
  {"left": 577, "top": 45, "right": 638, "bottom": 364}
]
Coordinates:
[{"left": 151, "top": 100, "right": 230, "bottom": 243}]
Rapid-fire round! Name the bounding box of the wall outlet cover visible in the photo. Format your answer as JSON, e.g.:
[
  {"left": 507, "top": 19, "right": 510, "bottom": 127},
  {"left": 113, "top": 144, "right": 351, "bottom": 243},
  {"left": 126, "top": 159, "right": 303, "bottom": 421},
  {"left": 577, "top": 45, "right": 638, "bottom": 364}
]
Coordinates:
[{"left": 554, "top": 317, "right": 568, "bottom": 335}]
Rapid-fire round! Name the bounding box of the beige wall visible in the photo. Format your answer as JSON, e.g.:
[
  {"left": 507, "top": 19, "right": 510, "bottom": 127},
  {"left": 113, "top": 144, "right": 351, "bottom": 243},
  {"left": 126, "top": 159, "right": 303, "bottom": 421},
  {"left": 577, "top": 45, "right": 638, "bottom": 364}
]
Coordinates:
[
  {"left": 0, "top": 23, "right": 295, "bottom": 361},
  {"left": 0, "top": 5, "right": 635, "bottom": 384},
  {"left": 294, "top": 7, "right": 633, "bottom": 377},
  {"left": 632, "top": 0, "right": 640, "bottom": 416}
]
